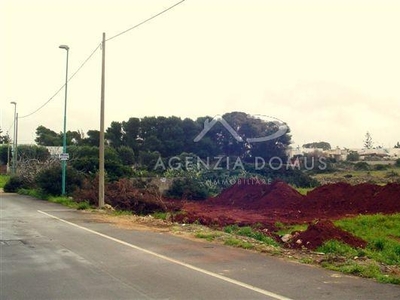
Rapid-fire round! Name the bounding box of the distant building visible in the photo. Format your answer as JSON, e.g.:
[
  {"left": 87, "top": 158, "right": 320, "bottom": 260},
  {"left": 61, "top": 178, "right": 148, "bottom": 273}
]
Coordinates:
[{"left": 288, "top": 146, "right": 399, "bottom": 162}]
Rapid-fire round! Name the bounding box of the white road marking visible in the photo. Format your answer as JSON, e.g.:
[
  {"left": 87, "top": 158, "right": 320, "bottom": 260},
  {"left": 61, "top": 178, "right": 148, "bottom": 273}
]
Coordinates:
[{"left": 38, "top": 210, "right": 293, "bottom": 300}]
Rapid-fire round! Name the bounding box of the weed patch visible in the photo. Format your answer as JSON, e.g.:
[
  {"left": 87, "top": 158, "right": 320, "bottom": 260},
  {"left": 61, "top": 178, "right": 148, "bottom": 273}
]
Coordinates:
[{"left": 224, "top": 225, "right": 278, "bottom": 247}]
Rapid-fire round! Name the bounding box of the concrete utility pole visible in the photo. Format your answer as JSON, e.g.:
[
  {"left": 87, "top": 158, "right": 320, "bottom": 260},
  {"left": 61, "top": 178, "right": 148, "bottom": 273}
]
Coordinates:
[
  {"left": 15, "top": 113, "right": 18, "bottom": 173},
  {"left": 10, "top": 102, "right": 17, "bottom": 175},
  {"left": 99, "top": 32, "right": 106, "bottom": 208},
  {"left": 59, "top": 44, "right": 70, "bottom": 195}
]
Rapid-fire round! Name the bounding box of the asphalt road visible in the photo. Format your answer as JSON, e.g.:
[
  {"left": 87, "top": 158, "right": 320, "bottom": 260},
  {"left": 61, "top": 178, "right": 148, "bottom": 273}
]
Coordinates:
[{"left": 1, "top": 193, "right": 399, "bottom": 300}]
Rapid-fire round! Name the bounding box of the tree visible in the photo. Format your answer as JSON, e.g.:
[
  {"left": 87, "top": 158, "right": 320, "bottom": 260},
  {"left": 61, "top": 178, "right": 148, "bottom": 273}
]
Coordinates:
[
  {"left": 82, "top": 130, "right": 100, "bottom": 147},
  {"left": 364, "top": 132, "right": 373, "bottom": 149},
  {"left": 192, "top": 112, "right": 292, "bottom": 161},
  {"left": 394, "top": 142, "right": 400, "bottom": 149},
  {"left": 67, "top": 145, "right": 132, "bottom": 181},
  {"left": 122, "top": 117, "right": 141, "bottom": 151},
  {"left": 35, "top": 126, "right": 61, "bottom": 146},
  {"left": 303, "top": 142, "right": 331, "bottom": 150},
  {"left": 67, "top": 130, "right": 84, "bottom": 145},
  {"left": 0, "top": 128, "right": 11, "bottom": 144},
  {"left": 106, "top": 121, "right": 124, "bottom": 148},
  {"left": 17, "top": 145, "right": 50, "bottom": 161},
  {"left": 346, "top": 150, "right": 360, "bottom": 162},
  {"left": 116, "top": 146, "right": 135, "bottom": 166}
]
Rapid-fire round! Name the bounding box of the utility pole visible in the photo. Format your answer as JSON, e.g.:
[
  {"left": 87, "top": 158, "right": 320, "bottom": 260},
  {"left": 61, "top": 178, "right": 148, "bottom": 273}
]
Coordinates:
[
  {"left": 15, "top": 113, "right": 18, "bottom": 173},
  {"left": 59, "top": 45, "right": 70, "bottom": 195},
  {"left": 10, "top": 102, "right": 17, "bottom": 175},
  {"left": 99, "top": 32, "right": 106, "bottom": 208}
]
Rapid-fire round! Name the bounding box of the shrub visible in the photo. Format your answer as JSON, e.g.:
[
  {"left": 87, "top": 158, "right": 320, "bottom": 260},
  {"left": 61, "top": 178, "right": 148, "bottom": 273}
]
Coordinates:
[
  {"left": 68, "top": 145, "right": 132, "bottom": 182},
  {"left": 3, "top": 176, "right": 28, "bottom": 193},
  {"left": 346, "top": 151, "right": 360, "bottom": 162},
  {"left": 396, "top": 158, "right": 400, "bottom": 168},
  {"left": 354, "top": 161, "right": 370, "bottom": 171},
  {"left": 374, "top": 164, "right": 388, "bottom": 171},
  {"left": 165, "top": 177, "right": 210, "bottom": 200},
  {"left": 73, "top": 177, "right": 182, "bottom": 214},
  {"left": 35, "top": 166, "right": 85, "bottom": 196}
]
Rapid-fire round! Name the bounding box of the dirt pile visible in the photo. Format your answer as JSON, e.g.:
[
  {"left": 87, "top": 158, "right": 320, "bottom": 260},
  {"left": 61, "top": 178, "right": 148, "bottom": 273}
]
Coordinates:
[
  {"left": 180, "top": 180, "right": 400, "bottom": 226},
  {"left": 206, "top": 180, "right": 400, "bottom": 219},
  {"left": 287, "top": 220, "right": 367, "bottom": 250},
  {"left": 207, "top": 180, "right": 305, "bottom": 210},
  {"left": 304, "top": 182, "right": 400, "bottom": 218},
  {"left": 175, "top": 180, "right": 400, "bottom": 250}
]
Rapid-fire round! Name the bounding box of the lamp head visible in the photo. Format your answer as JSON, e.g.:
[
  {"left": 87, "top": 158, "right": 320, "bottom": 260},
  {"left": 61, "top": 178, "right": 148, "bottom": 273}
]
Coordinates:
[
  {"left": 59, "top": 45, "right": 69, "bottom": 50},
  {"left": 10, "top": 101, "right": 16, "bottom": 105}
]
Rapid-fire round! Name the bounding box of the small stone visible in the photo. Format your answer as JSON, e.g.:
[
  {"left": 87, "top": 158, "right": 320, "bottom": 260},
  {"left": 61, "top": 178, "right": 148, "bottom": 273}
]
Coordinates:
[
  {"left": 281, "top": 234, "right": 292, "bottom": 243},
  {"left": 103, "top": 204, "right": 114, "bottom": 211}
]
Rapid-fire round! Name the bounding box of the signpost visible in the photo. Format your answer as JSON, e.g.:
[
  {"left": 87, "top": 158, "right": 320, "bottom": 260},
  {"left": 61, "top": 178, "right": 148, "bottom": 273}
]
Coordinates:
[{"left": 59, "top": 153, "right": 69, "bottom": 161}]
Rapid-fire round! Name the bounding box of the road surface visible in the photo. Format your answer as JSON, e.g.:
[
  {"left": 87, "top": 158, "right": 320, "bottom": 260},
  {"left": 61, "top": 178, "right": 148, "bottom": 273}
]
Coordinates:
[{"left": 1, "top": 193, "right": 399, "bottom": 300}]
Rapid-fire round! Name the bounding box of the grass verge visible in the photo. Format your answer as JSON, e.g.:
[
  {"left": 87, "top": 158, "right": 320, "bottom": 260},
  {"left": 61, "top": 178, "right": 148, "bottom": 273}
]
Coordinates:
[
  {"left": 18, "top": 188, "right": 92, "bottom": 210},
  {"left": 0, "top": 174, "right": 10, "bottom": 188},
  {"left": 311, "top": 213, "right": 400, "bottom": 284},
  {"left": 224, "top": 225, "right": 279, "bottom": 247}
]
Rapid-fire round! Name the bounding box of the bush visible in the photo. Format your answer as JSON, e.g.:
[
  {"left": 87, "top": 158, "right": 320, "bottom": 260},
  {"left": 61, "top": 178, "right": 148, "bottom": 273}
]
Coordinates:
[
  {"left": 73, "top": 177, "right": 181, "bottom": 214},
  {"left": 68, "top": 145, "right": 133, "bottom": 182},
  {"left": 396, "top": 158, "right": 400, "bottom": 168},
  {"left": 35, "top": 166, "right": 85, "bottom": 196},
  {"left": 3, "top": 176, "right": 28, "bottom": 193},
  {"left": 165, "top": 177, "right": 210, "bottom": 200},
  {"left": 374, "top": 164, "right": 388, "bottom": 171},
  {"left": 346, "top": 151, "right": 360, "bottom": 162},
  {"left": 354, "top": 161, "right": 370, "bottom": 171}
]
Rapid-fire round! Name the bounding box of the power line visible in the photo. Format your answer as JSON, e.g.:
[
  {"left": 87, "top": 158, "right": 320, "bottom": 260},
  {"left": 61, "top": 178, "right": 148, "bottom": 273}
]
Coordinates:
[
  {"left": 19, "top": 0, "right": 186, "bottom": 119},
  {"left": 19, "top": 43, "right": 101, "bottom": 119},
  {"left": 106, "top": 0, "right": 186, "bottom": 42}
]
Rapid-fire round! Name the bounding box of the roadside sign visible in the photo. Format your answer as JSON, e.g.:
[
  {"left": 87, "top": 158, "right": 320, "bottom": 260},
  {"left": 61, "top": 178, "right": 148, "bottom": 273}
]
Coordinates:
[{"left": 59, "top": 153, "right": 69, "bottom": 161}]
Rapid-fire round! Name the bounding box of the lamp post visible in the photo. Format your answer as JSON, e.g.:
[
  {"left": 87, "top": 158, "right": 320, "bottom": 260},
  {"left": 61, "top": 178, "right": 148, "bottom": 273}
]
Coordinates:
[
  {"left": 59, "top": 45, "right": 69, "bottom": 195},
  {"left": 10, "top": 101, "right": 17, "bottom": 175}
]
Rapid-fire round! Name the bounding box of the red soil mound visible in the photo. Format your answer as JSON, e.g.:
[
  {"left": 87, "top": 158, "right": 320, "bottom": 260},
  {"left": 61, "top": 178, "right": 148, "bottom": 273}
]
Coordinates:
[
  {"left": 288, "top": 220, "right": 367, "bottom": 250},
  {"left": 374, "top": 183, "right": 400, "bottom": 213},
  {"left": 207, "top": 180, "right": 304, "bottom": 210},
  {"left": 304, "top": 182, "right": 400, "bottom": 217},
  {"left": 180, "top": 180, "right": 400, "bottom": 227},
  {"left": 176, "top": 180, "right": 400, "bottom": 249}
]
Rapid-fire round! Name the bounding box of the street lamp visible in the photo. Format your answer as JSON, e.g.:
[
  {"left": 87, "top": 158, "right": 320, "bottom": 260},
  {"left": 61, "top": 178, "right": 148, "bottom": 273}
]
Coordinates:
[
  {"left": 59, "top": 44, "right": 69, "bottom": 195},
  {"left": 10, "top": 102, "right": 17, "bottom": 175}
]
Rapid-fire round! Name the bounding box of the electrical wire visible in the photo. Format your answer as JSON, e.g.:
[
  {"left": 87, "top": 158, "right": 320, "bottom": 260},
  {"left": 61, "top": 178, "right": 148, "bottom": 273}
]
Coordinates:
[
  {"left": 106, "top": 0, "right": 186, "bottom": 42},
  {"left": 19, "top": 43, "right": 101, "bottom": 119},
  {"left": 18, "top": 0, "right": 186, "bottom": 119}
]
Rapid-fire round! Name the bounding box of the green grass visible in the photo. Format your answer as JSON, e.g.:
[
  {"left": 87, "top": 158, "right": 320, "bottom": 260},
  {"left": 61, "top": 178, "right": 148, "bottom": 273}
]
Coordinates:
[
  {"left": 224, "top": 237, "right": 254, "bottom": 249},
  {"left": 274, "top": 222, "right": 308, "bottom": 236},
  {"left": 307, "top": 213, "right": 400, "bottom": 284},
  {"left": 295, "top": 187, "right": 314, "bottom": 195},
  {"left": 18, "top": 188, "right": 92, "bottom": 210},
  {"left": 18, "top": 188, "right": 49, "bottom": 199},
  {"left": 48, "top": 196, "right": 91, "bottom": 210},
  {"left": 335, "top": 213, "right": 400, "bottom": 265},
  {"left": 111, "top": 210, "right": 133, "bottom": 216},
  {"left": 224, "top": 225, "right": 279, "bottom": 247},
  {"left": 0, "top": 175, "right": 10, "bottom": 188},
  {"left": 195, "top": 232, "right": 222, "bottom": 242},
  {"left": 313, "top": 166, "right": 400, "bottom": 182},
  {"left": 153, "top": 212, "right": 168, "bottom": 220},
  {"left": 317, "top": 240, "right": 359, "bottom": 258}
]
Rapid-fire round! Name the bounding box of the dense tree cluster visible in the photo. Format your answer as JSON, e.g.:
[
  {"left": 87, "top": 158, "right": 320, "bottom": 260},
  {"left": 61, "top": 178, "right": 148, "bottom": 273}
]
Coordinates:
[{"left": 35, "top": 112, "right": 292, "bottom": 165}]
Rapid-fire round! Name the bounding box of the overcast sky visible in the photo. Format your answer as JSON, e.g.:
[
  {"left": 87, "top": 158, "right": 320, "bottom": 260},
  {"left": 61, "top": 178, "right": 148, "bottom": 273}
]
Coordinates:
[{"left": 1, "top": 0, "right": 399, "bottom": 149}]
